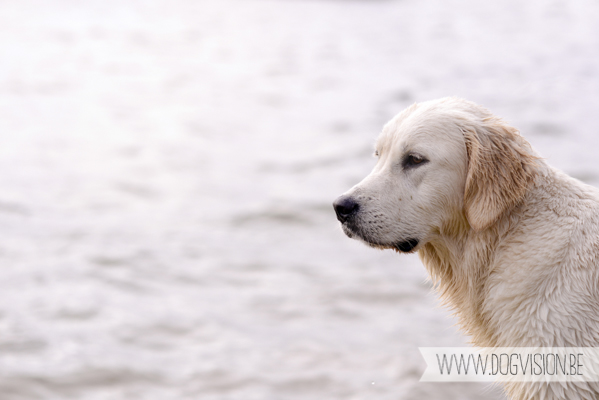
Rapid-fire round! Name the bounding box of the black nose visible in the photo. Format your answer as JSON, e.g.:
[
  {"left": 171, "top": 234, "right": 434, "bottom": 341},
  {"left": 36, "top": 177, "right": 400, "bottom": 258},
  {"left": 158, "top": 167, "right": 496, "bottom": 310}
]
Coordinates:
[{"left": 333, "top": 196, "right": 360, "bottom": 223}]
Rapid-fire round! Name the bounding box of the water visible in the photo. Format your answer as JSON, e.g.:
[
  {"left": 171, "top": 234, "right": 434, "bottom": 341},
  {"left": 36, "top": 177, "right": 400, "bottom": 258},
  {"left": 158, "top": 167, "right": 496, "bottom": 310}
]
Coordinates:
[{"left": 1, "top": 0, "right": 599, "bottom": 399}]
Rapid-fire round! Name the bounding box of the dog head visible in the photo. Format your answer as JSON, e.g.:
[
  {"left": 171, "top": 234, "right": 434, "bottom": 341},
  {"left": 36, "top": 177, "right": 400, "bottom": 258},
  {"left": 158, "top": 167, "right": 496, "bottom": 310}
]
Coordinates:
[{"left": 333, "top": 97, "right": 537, "bottom": 253}]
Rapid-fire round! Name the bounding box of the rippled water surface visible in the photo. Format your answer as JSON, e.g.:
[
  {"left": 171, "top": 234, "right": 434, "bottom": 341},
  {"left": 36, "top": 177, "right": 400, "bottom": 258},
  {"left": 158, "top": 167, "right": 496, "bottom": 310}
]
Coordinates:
[{"left": 1, "top": 0, "right": 599, "bottom": 399}]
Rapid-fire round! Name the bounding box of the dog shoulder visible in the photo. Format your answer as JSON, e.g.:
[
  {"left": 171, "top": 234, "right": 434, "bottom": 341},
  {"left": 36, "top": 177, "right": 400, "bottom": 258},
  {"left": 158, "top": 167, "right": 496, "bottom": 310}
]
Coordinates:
[{"left": 485, "top": 167, "right": 599, "bottom": 347}]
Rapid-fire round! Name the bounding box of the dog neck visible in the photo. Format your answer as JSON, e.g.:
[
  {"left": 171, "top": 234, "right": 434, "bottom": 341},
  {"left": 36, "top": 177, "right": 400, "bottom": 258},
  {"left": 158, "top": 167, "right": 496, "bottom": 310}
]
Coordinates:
[
  {"left": 418, "top": 206, "right": 521, "bottom": 347},
  {"left": 418, "top": 163, "right": 561, "bottom": 348}
]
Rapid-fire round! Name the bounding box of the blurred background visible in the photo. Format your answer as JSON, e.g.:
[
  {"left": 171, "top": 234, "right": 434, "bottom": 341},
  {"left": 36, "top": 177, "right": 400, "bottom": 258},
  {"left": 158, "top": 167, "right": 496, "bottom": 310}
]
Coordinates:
[{"left": 0, "top": 0, "right": 598, "bottom": 399}]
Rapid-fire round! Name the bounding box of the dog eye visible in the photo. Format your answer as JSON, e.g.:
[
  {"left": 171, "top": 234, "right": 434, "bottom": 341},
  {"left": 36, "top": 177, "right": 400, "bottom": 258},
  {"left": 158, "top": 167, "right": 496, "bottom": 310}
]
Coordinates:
[
  {"left": 408, "top": 155, "right": 424, "bottom": 165},
  {"left": 374, "top": 150, "right": 380, "bottom": 157},
  {"left": 404, "top": 154, "right": 428, "bottom": 168}
]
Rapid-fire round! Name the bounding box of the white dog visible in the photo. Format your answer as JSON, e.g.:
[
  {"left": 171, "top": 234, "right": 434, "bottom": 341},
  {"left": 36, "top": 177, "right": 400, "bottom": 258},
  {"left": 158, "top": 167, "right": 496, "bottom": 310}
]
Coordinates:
[{"left": 334, "top": 97, "right": 599, "bottom": 399}]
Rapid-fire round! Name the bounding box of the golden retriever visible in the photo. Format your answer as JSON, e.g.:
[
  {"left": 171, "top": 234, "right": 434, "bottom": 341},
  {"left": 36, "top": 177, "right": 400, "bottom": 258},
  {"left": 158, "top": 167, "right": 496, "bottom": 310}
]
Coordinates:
[{"left": 334, "top": 97, "right": 599, "bottom": 399}]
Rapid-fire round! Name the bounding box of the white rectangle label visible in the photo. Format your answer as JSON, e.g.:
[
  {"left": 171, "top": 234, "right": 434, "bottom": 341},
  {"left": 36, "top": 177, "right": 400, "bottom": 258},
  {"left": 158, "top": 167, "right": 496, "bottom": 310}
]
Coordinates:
[{"left": 419, "top": 347, "right": 599, "bottom": 382}]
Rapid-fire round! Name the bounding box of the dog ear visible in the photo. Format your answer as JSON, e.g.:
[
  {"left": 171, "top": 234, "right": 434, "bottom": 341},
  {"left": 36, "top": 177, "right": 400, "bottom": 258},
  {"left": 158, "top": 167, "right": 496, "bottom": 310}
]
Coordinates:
[{"left": 462, "top": 118, "right": 537, "bottom": 231}]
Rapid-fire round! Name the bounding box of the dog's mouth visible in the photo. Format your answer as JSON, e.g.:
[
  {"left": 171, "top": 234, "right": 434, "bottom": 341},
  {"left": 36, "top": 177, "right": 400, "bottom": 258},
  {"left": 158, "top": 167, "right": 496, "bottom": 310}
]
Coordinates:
[
  {"left": 342, "top": 223, "right": 419, "bottom": 253},
  {"left": 394, "top": 239, "right": 419, "bottom": 253}
]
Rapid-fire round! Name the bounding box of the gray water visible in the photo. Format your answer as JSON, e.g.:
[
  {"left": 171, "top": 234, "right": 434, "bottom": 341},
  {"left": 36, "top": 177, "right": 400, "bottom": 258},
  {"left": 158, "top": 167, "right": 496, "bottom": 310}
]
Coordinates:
[{"left": 1, "top": 0, "right": 599, "bottom": 399}]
